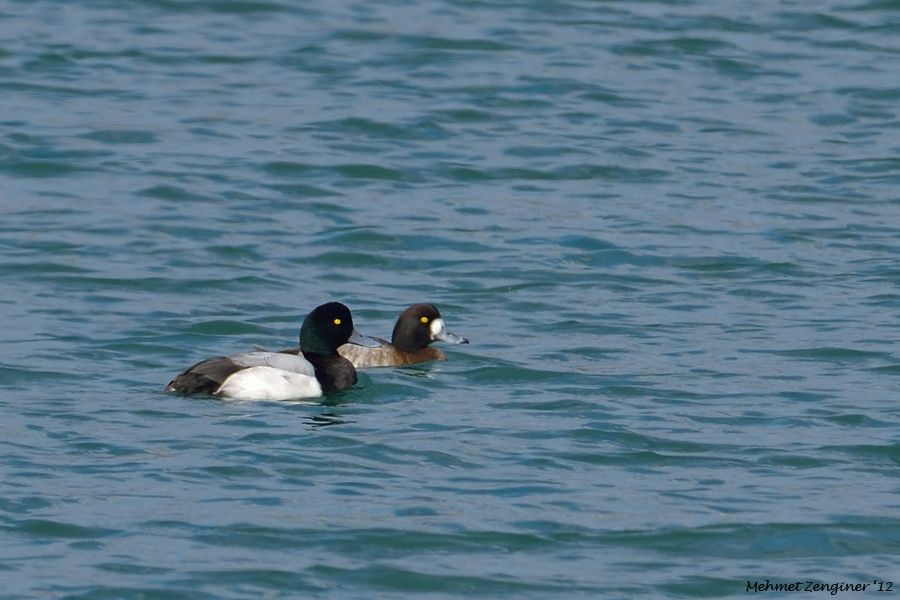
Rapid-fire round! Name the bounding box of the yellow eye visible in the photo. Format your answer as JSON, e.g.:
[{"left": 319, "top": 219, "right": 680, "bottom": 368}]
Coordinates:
[
  {"left": 420, "top": 316, "right": 429, "bottom": 324},
  {"left": 333, "top": 318, "right": 342, "bottom": 326}
]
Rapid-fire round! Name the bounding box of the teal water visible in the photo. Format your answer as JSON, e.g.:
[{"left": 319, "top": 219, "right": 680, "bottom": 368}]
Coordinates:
[{"left": 2, "top": 1, "right": 900, "bottom": 598}]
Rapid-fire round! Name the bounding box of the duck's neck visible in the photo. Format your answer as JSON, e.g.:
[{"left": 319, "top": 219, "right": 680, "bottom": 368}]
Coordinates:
[{"left": 304, "top": 352, "right": 357, "bottom": 393}]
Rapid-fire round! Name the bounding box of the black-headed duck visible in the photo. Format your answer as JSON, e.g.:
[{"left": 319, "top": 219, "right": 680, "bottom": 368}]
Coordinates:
[{"left": 166, "top": 302, "right": 376, "bottom": 401}]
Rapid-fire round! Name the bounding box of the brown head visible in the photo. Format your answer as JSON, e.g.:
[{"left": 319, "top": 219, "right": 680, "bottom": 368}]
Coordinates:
[{"left": 391, "top": 303, "right": 469, "bottom": 352}]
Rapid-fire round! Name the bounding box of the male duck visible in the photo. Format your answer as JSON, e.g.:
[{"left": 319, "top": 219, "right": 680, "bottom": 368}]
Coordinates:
[
  {"left": 166, "top": 302, "right": 375, "bottom": 401},
  {"left": 282, "top": 303, "right": 468, "bottom": 368}
]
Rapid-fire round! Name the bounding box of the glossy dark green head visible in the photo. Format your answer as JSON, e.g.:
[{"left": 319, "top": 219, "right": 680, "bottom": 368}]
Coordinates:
[{"left": 299, "top": 302, "right": 356, "bottom": 355}]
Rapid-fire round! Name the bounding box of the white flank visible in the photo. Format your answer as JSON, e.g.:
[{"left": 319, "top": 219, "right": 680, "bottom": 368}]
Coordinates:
[{"left": 216, "top": 366, "right": 323, "bottom": 401}]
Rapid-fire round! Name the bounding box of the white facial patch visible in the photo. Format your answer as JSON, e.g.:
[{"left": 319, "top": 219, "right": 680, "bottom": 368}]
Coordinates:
[{"left": 429, "top": 317, "right": 444, "bottom": 340}]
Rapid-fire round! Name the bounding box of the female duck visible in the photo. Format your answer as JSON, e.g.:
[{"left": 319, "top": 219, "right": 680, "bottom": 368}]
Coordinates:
[
  {"left": 338, "top": 303, "right": 468, "bottom": 368},
  {"left": 166, "top": 302, "right": 375, "bottom": 401}
]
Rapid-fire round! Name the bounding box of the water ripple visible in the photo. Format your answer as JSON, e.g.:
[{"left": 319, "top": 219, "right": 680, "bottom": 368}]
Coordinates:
[{"left": 2, "top": 0, "right": 900, "bottom": 597}]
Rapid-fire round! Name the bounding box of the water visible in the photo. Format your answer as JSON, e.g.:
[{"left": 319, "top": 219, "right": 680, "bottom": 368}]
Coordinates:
[{"left": 2, "top": 0, "right": 900, "bottom": 597}]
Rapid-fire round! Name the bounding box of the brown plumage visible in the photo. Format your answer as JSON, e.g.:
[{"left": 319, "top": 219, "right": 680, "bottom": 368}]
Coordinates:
[{"left": 338, "top": 339, "right": 447, "bottom": 367}]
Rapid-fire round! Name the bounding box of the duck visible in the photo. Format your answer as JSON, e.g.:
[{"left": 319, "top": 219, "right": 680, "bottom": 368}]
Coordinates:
[
  {"left": 280, "top": 303, "right": 468, "bottom": 368},
  {"left": 165, "top": 302, "right": 376, "bottom": 401}
]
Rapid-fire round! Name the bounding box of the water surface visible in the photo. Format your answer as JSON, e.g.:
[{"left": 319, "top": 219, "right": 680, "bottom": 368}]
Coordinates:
[{"left": 2, "top": 0, "right": 900, "bottom": 598}]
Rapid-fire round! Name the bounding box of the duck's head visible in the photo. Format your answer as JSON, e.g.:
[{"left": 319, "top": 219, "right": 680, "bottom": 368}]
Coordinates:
[
  {"left": 300, "top": 302, "right": 374, "bottom": 355},
  {"left": 392, "top": 303, "right": 469, "bottom": 352}
]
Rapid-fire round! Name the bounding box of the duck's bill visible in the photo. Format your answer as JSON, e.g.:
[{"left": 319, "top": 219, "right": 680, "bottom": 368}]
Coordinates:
[
  {"left": 434, "top": 328, "right": 469, "bottom": 345},
  {"left": 429, "top": 317, "right": 469, "bottom": 345},
  {"left": 347, "top": 329, "right": 382, "bottom": 348}
]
